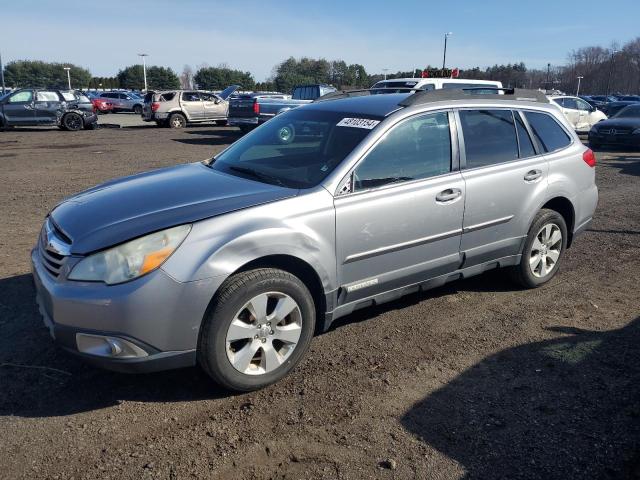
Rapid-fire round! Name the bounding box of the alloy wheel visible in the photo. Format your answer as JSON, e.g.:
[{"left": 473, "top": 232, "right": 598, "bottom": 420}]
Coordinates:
[
  {"left": 529, "top": 223, "right": 562, "bottom": 278},
  {"left": 225, "top": 291, "right": 302, "bottom": 375}
]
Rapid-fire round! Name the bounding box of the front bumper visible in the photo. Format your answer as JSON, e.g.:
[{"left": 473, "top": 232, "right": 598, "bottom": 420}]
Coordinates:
[
  {"left": 31, "top": 248, "right": 218, "bottom": 373},
  {"left": 589, "top": 131, "right": 640, "bottom": 146}
]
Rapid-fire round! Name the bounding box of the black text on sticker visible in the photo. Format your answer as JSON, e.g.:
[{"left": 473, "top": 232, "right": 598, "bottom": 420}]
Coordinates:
[{"left": 337, "top": 118, "right": 380, "bottom": 129}]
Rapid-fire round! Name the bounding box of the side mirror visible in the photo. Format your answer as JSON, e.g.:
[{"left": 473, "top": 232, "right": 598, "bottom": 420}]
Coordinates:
[{"left": 214, "top": 98, "right": 221, "bottom": 104}]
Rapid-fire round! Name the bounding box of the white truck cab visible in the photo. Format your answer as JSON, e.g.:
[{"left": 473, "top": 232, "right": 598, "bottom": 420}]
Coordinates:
[{"left": 371, "top": 78, "right": 503, "bottom": 92}]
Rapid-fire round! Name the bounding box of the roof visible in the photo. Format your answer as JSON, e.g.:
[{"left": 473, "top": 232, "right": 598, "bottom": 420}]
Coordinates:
[{"left": 304, "top": 93, "right": 410, "bottom": 117}]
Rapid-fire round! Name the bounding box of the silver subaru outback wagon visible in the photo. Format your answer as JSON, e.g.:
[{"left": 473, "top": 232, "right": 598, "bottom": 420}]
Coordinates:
[{"left": 32, "top": 88, "right": 598, "bottom": 391}]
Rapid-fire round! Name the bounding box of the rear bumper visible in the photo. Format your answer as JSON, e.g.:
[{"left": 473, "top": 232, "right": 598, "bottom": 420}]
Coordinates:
[{"left": 228, "top": 116, "right": 259, "bottom": 126}]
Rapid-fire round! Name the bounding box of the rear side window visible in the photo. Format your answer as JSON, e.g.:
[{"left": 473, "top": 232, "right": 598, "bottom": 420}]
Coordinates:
[
  {"left": 354, "top": 111, "right": 451, "bottom": 191},
  {"left": 182, "top": 92, "right": 201, "bottom": 102},
  {"left": 524, "top": 112, "right": 571, "bottom": 152},
  {"left": 159, "top": 92, "right": 175, "bottom": 102},
  {"left": 36, "top": 91, "right": 60, "bottom": 102},
  {"left": 459, "top": 110, "right": 519, "bottom": 168}
]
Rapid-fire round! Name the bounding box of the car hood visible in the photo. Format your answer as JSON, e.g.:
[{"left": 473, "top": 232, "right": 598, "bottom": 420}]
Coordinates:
[
  {"left": 50, "top": 162, "right": 297, "bottom": 255},
  {"left": 595, "top": 118, "right": 640, "bottom": 129}
]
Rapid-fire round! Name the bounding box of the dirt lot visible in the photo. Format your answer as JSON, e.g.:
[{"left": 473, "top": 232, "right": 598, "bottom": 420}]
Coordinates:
[{"left": 0, "top": 123, "right": 638, "bottom": 480}]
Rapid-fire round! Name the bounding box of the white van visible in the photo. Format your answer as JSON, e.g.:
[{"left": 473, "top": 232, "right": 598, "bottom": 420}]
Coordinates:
[{"left": 371, "top": 78, "right": 503, "bottom": 92}]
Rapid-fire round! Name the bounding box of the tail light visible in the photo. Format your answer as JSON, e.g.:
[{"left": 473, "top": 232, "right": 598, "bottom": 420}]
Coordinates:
[
  {"left": 151, "top": 102, "right": 160, "bottom": 112},
  {"left": 583, "top": 148, "right": 596, "bottom": 167},
  {"left": 253, "top": 100, "right": 260, "bottom": 115}
]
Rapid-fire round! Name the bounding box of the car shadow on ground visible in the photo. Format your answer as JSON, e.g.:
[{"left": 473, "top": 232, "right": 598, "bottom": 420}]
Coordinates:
[
  {"left": 172, "top": 128, "right": 243, "bottom": 146},
  {"left": 401, "top": 317, "right": 640, "bottom": 479},
  {"left": 599, "top": 154, "right": 640, "bottom": 178}
]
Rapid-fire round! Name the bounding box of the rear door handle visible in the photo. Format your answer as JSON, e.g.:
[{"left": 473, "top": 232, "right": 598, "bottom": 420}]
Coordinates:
[
  {"left": 524, "top": 169, "right": 542, "bottom": 182},
  {"left": 436, "top": 188, "right": 462, "bottom": 203}
]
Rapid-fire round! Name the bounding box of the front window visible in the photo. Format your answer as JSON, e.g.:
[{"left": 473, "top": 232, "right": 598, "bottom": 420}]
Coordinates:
[
  {"left": 8, "top": 90, "right": 33, "bottom": 103},
  {"left": 210, "top": 109, "right": 382, "bottom": 188}
]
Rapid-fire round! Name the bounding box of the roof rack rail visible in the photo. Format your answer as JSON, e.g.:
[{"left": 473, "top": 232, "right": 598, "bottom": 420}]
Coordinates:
[
  {"left": 398, "top": 87, "right": 549, "bottom": 107},
  {"left": 313, "top": 87, "right": 423, "bottom": 103}
]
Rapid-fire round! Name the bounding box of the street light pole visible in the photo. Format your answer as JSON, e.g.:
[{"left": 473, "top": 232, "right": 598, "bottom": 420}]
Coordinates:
[
  {"left": 63, "top": 67, "right": 71, "bottom": 90},
  {"left": 442, "top": 32, "right": 452, "bottom": 70},
  {"left": 138, "top": 53, "right": 149, "bottom": 92},
  {"left": 546, "top": 63, "right": 551, "bottom": 91},
  {"left": 382, "top": 68, "right": 388, "bottom": 80},
  {"left": 576, "top": 76, "right": 583, "bottom": 96}
]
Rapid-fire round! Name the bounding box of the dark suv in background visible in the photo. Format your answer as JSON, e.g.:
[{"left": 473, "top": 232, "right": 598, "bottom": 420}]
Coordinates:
[{"left": 0, "top": 89, "right": 98, "bottom": 131}]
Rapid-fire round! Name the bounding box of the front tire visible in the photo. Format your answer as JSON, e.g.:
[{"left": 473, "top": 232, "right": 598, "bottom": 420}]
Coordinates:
[
  {"left": 198, "top": 268, "right": 316, "bottom": 392},
  {"left": 61, "top": 113, "right": 84, "bottom": 131},
  {"left": 509, "top": 209, "right": 568, "bottom": 288},
  {"left": 168, "top": 113, "right": 187, "bottom": 129},
  {"left": 133, "top": 105, "right": 143, "bottom": 115}
]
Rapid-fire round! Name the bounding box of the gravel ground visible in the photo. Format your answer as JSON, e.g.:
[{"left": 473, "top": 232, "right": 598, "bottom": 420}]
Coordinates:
[{"left": 0, "top": 124, "right": 638, "bottom": 480}]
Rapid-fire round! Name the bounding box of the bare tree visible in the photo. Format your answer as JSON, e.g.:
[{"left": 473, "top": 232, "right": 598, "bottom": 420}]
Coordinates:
[{"left": 180, "top": 65, "right": 194, "bottom": 89}]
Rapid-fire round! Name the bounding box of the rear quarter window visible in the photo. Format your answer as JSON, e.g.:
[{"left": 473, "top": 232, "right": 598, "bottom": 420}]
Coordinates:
[{"left": 524, "top": 111, "right": 572, "bottom": 153}]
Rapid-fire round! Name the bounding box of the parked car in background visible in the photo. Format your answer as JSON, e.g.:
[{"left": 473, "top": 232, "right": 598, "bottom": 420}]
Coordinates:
[
  {"left": 86, "top": 91, "right": 114, "bottom": 114},
  {"left": 32, "top": 88, "right": 597, "bottom": 391},
  {"left": 549, "top": 95, "right": 607, "bottom": 132},
  {"left": 589, "top": 104, "right": 640, "bottom": 148},
  {"left": 590, "top": 95, "right": 618, "bottom": 103},
  {"left": 0, "top": 88, "right": 98, "bottom": 131},
  {"left": 99, "top": 91, "right": 145, "bottom": 114},
  {"left": 142, "top": 85, "right": 239, "bottom": 128},
  {"left": 579, "top": 95, "right": 608, "bottom": 111},
  {"left": 603, "top": 100, "right": 639, "bottom": 117},
  {"left": 228, "top": 84, "right": 336, "bottom": 133},
  {"left": 618, "top": 95, "right": 640, "bottom": 102}
]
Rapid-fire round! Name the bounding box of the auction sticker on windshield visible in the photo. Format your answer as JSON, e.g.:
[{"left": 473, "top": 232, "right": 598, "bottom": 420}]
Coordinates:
[{"left": 337, "top": 118, "right": 380, "bottom": 129}]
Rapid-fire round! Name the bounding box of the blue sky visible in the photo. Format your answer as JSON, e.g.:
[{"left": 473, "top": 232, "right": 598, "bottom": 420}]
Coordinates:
[{"left": 2, "top": 0, "right": 639, "bottom": 80}]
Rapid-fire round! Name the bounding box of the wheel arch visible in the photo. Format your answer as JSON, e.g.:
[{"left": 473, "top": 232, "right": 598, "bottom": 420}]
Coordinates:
[
  {"left": 230, "top": 254, "right": 327, "bottom": 331},
  {"left": 541, "top": 196, "right": 576, "bottom": 247}
]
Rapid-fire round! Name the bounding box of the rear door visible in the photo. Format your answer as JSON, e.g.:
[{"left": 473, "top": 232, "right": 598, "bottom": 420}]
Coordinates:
[
  {"left": 2, "top": 90, "right": 35, "bottom": 125},
  {"left": 34, "top": 90, "right": 64, "bottom": 124},
  {"left": 180, "top": 91, "right": 204, "bottom": 120},
  {"left": 575, "top": 98, "right": 595, "bottom": 131},
  {"left": 335, "top": 111, "right": 465, "bottom": 303},
  {"left": 457, "top": 108, "right": 548, "bottom": 266}
]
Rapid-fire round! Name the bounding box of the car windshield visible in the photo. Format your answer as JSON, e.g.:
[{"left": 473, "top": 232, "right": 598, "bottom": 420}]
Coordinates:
[
  {"left": 612, "top": 105, "right": 640, "bottom": 118},
  {"left": 210, "top": 108, "right": 382, "bottom": 188}
]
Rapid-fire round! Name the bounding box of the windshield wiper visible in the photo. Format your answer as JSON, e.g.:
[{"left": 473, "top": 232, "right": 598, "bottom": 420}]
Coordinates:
[{"left": 228, "top": 165, "right": 286, "bottom": 187}]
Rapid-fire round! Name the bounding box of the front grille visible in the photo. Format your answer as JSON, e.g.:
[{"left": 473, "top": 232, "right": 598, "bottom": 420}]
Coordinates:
[
  {"left": 38, "top": 218, "right": 71, "bottom": 278},
  {"left": 599, "top": 128, "right": 632, "bottom": 135}
]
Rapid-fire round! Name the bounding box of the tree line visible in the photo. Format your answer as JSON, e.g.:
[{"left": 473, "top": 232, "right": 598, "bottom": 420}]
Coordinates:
[{"left": 3, "top": 36, "right": 639, "bottom": 94}]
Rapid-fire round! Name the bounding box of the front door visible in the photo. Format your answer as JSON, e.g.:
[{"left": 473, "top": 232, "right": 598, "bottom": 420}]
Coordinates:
[
  {"left": 575, "top": 97, "right": 594, "bottom": 132},
  {"left": 180, "top": 92, "right": 204, "bottom": 120},
  {"left": 457, "top": 108, "right": 548, "bottom": 266},
  {"left": 201, "top": 92, "right": 226, "bottom": 120},
  {"left": 335, "top": 111, "right": 464, "bottom": 304},
  {"left": 2, "top": 90, "right": 35, "bottom": 125}
]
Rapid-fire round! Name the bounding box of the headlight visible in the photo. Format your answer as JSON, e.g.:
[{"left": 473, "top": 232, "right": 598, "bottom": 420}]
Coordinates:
[{"left": 69, "top": 224, "right": 191, "bottom": 285}]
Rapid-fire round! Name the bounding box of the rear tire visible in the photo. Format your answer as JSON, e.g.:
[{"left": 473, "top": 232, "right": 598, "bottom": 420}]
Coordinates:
[
  {"left": 198, "top": 268, "right": 316, "bottom": 392},
  {"left": 168, "top": 113, "right": 187, "bottom": 129},
  {"left": 61, "top": 113, "right": 84, "bottom": 131},
  {"left": 133, "top": 105, "right": 143, "bottom": 115},
  {"left": 508, "top": 209, "right": 568, "bottom": 288}
]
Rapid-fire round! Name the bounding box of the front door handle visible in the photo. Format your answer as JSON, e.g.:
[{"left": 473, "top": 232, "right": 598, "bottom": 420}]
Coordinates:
[
  {"left": 436, "top": 188, "right": 462, "bottom": 203},
  {"left": 524, "top": 169, "right": 542, "bottom": 182}
]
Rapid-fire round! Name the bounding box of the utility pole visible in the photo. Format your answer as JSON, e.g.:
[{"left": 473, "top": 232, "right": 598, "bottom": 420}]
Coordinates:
[
  {"left": 0, "top": 51, "right": 5, "bottom": 95},
  {"left": 138, "top": 53, "right": 149, "bottom": 91},
  {"left": 576, "top": 76, "right": 583, "bottom": 96},
  {"left": 442, "top": 32, "right": 452, "bottom": 70},
  {"left": 63, "top": 67, "right": 71, "bottom": 90}
]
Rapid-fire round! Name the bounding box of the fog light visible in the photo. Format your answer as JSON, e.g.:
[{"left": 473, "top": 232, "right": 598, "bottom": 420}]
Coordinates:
[{"left": 76, "top": 333, "right": 149, "bottom": 359}]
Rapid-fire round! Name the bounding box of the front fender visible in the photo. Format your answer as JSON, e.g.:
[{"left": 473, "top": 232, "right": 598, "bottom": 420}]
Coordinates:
[{"left": 161, "top": 190, "right": 337, "bottom": 292}]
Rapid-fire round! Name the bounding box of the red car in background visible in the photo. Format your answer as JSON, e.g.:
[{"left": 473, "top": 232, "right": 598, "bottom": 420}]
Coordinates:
[{"left": 86, "top": 92, "right": 113, "bottom": 114}]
